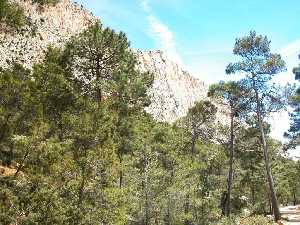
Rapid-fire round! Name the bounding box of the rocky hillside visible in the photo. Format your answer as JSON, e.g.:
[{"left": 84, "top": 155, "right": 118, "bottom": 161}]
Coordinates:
[
  {"left": 0, "top": 0, "right": 222, "bottom": 122},
  {"left": 137, "top": 50, "right": 208, "bottom": 121},
  {"left": 0, "top": 0, "right": 95, "bottom": 68}
]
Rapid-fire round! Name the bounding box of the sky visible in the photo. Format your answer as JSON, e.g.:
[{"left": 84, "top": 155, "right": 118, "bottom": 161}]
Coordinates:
[{"left": 76, "top": 0, "right": 300, "bottom": 157}]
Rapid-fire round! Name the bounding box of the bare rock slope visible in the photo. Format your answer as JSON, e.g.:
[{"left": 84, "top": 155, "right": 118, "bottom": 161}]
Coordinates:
[
  {"left": 137, "top": 50, "right": 208, "bottom": 121},
  {"left": 0, "top": 0, "right": 95, "bottom": 68}
]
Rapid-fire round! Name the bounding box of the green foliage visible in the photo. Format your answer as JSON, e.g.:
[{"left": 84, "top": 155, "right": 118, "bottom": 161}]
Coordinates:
[
  {"left": 32, "top": 0, "right": 60, "bottom": 6},
  {"left": 0, "top": 0, "right": 25, "bottom": 29},
  {"left": 285, "top": 59, "right": 300, "bottom": 148},
  {"left": 208, "top": 81, "right": 250, "bottom": 117},
  {"left": 226, "top": 31, "right": 286, "bottom": 117},
  {"left": 215, "top": 215, "right": 274, "bottom": 225},
  {"left": 65, "top": 21, "right": 138, "bottom": 105},
  {"left": 179, "top": 100, "right": 217, "bottom": 154}
]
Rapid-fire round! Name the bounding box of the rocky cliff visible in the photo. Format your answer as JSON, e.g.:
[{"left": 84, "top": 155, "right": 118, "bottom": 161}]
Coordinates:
[
  {"left": 0, "top": 0, "right": 95, "bottom": 68},
  {"left": 0, "top": 0, "right": 223, "bottom": 122},
  {"left": 137, "top": 50, "right": 208, "bottom": 121}
]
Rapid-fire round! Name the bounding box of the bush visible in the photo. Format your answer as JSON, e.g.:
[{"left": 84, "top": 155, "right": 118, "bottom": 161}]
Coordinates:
[
  {"left": 239, "top": 215, "right": 275, "bottom": 225},
  {"left": 0, "top": 0, "right": 25, "bottom": 29},
  {"left": 215, "top": 215, "right": 275, "bottom": 225},
  {"left": 32, "top": 0, "right": 60, "bottom": 6}
]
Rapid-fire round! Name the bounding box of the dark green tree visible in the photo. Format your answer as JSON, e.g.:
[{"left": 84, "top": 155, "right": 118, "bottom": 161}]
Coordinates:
[
  {"left": 0, "top": 64, "right": 32, "bottom": 166},
  {"left": 179, "top": 100, "right": 218, "bottom": 225},
  {"left": 208, "top": 81, "right": 249, "bottom": 217},
  {"left": 65, "top": 21, "right": 131, "bottom": 107},
  {"left": 110, "top": 50, "right": 153, "bottom": 188},
  {"left": 235, "top": 120, "right": 275, "bottom": 214},
  {"left": 181, "top": 100, "right": 217, "bottom": 155}
]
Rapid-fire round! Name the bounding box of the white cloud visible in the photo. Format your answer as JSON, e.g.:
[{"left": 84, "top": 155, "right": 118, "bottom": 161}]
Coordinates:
[
  {"left": 281, "top": 39, "right": 300, "bottom": 58},
  {"left": 139, "top": 0, "right": 183, "bottom": 66},
  {"left": 269, "top": 40, "right": 300, "bottom": 143},
  {"left": 269, "top": 109, "right": 291, "bottom": 142},
  {"left": 273, "top": 39, "right": 300, "bottom": 84},
  {"left": 147, "top": 16, "right": 183, "bottom": 66},
  {"left": 140, "top": 0, "right": 151, "bottom": 12}
]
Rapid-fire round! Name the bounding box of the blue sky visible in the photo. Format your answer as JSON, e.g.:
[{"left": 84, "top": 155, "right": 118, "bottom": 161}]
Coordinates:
[
  {"left": 76, "top": 0, "right": 299, "bottom": 154},
  {"left": 76, "top": 0, "right": 300, "bottom": 85}
]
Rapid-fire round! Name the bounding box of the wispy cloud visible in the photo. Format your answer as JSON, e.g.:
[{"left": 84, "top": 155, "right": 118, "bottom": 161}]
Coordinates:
[
  {"left": 139, "top": 0, "right": 183, "bottom": 66},
  {"left": 280, "top": 39, "right": 300, "bottom": 58},
  {"left": 147, "top": 16, "right": 183, "bottom": 66},
  {"left": 279, "top": 38, "right": 300, "bottom": 76},
  {"left": 271, "top": 39, "right": 300, "bottom": 85},
  {"left": 269, "top": 40, "right": 300, "bottom": 142},
  {"left": 140, "top": 0, "right": 151, "bottom": 12}
]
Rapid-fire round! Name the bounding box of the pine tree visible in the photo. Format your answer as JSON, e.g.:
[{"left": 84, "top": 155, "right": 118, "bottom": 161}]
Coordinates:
[
  {"left": 226, "top": 31, "right": 286, "bottom": 221},
  {"left": 180, "top": 100, "right": 217, "bottom": 155},
  {"left": 208, "top": 81, "right": 249, "bottom": 217},
  {"left": 65, "top": 21, "right": 131, "bottom": 107}
]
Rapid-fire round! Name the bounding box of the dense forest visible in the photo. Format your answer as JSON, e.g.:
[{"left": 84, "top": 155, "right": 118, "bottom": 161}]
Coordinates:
[{"left": 0, "top": 1, "right": 300, "bottom": 224}]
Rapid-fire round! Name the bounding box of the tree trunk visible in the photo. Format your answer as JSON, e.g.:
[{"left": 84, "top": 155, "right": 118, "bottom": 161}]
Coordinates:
[
  {"left": 184, "top": 194, "right": 191, "bottom": 225},
  {"left": 293, "top": 190, "right": 297, "bottom": 206},
  {"left": 119, "top": 155, "right": 123, "bottom": 188},
  {"left": 191, "top": 135, "right": 196, "bottom": 155},
  {"left": 220, "top": 191, "right": 227, "bottom": 216},
  {"left": 268, "top": 192, "right": 273, "bottom": 214},
  {"left": 251, "top": 185, "right": 256, "bottom": 206},
  {"left": 78, "top": 167, "right": 86, "bottom": 204},
  {"left": 15, "top": 149, "right": 29, "bottom": 176},
  {"left": 97, "top": 88, "right": 102, "bottom": 107},
  {"left": 253, "top": 81, "right": 281, "bottom": 221},
  {"left": 225, "top": 111, "right": 234, "bottom": 217}
]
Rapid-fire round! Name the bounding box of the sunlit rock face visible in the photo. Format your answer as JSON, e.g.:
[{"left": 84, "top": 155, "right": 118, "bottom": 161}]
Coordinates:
[
  {"left": 0, "top": 0, "right": 229, "bottom": 124},
  {"left": 0, "top": 0, "right": 95, "bottom": 68},
  {"left": 137, "top": 50, "right": 209, "bottom": 122}
]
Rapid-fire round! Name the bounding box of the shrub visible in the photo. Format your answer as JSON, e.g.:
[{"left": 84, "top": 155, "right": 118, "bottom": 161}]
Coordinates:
[
  {"left": 215, "top": 215, "right": 275, "bottom": 225},
  {"left": 0, "top": 0, "right": 25, "bottom": 29},
  {"left": 32, "top": 0, "right": 60, "bottom": 6}
]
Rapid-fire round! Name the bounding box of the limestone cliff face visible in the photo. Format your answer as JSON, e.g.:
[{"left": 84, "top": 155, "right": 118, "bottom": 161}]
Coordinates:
[
  {"left": 0, "top": 0, "right": 95, "bottom": 68},
  {"left": 0, "top": 0, "right": 226, "bottom": 123},
  {"left": 137, "top": 50, "right": 208, "bottom": 122}
]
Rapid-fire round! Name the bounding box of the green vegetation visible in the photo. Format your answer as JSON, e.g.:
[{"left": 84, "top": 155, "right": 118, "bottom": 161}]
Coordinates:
[
  {"left": 32, "top": 0, "right": 60, "bottom": 6},
  {"left": 208, "top": 81, "right": 249, "bottom": 217},
  {"left": 285, "top": 59, "right": 300, "bottom": 148},
  {"left": 0, "top": 0, "right": 25, "bottom": 29},
  {"left": 0, "top": 20, "right": 299, "bottom": 225}
]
